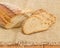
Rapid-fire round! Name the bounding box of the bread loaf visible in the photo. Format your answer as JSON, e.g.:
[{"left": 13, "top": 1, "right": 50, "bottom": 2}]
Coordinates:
[{"left": 0, "top": 4, "right": 27, "bottom": 28}]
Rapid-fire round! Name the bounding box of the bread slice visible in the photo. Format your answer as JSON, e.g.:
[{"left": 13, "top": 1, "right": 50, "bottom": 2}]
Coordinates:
[
  {"left": 32, "top": 9, "right": 56, "bottom": 26},
  {"left": 0, "top": 4, "right": 27, "bottom": 29},
  {"left": 23, "top": 16, "right": 49, "bottom": 34}
]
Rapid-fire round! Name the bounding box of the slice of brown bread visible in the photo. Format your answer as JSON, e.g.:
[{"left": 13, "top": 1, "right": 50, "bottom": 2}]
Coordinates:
[{"left": 23, "top": 16, "right": 49, "bottom": 34}]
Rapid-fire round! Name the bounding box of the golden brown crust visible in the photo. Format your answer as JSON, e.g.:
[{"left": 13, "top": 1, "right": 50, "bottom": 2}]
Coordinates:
[
  {"left": 0, "top": 14, "right": 9, "bottom": 25},
  {"left": 0, "top": 16, "right": 6, "bottom": 26},
  {"left": 0, "top": 4, "right": 16, "bottom": 18},
  {"left": 0, "top": 4, "right": 17, "bottom": 28}
]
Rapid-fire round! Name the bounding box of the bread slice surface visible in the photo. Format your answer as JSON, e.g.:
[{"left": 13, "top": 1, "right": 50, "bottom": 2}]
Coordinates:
[
  {"left": 32, "top": 9, "right": 56, "bottom": 26},
  {"left": 23, "top": 16, "right": 49, "bottom": 34}
]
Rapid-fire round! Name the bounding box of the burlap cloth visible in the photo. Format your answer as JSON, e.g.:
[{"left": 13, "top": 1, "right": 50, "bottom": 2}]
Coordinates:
[{"left": 0, "top": 0, "right": 60, "bottom": 45}]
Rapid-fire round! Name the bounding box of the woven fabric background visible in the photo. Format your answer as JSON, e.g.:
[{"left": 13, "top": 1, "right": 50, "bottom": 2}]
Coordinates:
[{"left": 0, "top": 0, "right": 60, "bottom": 47}]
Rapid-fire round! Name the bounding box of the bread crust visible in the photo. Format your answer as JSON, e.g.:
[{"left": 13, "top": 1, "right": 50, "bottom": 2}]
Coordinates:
[{"left": 0, "top": 4, "right": 15, "bottom": 27}]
